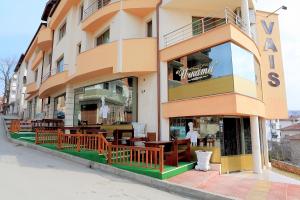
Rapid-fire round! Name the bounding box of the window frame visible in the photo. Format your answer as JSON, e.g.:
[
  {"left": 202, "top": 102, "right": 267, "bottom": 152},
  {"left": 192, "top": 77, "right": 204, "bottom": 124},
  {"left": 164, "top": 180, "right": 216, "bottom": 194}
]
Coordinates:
[
  {"left": 56, "top": 56, "right": 64, "bottom": 73},
  {"left": 146, "top": 20, "right": 153, "bottom": 37},
  {"left": 95, "top": 28, "right": 110, "bottom": 47},
  {"left": 58, "top": 22, "right": 67, "bottom": 41}
]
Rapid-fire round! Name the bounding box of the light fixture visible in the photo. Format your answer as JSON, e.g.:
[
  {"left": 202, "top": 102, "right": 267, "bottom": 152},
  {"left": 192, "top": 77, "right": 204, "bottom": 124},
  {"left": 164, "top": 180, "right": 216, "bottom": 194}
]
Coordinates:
[{"left": 266, "top": 5, "right": 287, "bottom": 18}]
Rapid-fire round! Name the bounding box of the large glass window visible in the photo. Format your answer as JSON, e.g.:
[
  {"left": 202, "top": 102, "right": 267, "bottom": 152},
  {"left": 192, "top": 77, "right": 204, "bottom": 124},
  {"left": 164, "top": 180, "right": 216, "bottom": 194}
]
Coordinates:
[
  {"left": 168, "top": 42, "right": 261, "bottom": 100},
  {"left": 170, "top": 116, "right": 252, "bottom": 158},
  {"left": 73, "top": 77, "right": 138, "bottom": 126},
  {"left": 54, "top": 95, "right": 66, "bottom": 119}
]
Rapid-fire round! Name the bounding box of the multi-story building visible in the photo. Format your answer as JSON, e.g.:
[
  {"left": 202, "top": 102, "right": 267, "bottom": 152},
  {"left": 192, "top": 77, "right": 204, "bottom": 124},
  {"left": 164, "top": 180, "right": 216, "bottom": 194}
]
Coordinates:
[
  {"left": 7, "top": 72, "right": 18, "bottom": 115},
  {"left": 16, "top": 0, "right": 288, "bottom": 174}
]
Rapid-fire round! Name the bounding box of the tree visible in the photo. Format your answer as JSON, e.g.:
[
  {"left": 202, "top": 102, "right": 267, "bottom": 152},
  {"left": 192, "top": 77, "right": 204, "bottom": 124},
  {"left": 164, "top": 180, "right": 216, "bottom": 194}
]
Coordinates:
[{"left": 0, "top": 57, "right": 16, "bottom": 113}]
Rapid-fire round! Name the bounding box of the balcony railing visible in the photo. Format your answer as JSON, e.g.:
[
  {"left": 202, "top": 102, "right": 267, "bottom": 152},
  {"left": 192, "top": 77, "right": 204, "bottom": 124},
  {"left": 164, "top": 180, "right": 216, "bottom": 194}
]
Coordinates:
[
  {"left": 83, "top": 0, "right": 120, "bottom": 21},
  {"left": 164, "top": 8, "right": 250, "bottom": 47},
  {"left": 41, "top": 65, "right": 68, "bottom": 83}
]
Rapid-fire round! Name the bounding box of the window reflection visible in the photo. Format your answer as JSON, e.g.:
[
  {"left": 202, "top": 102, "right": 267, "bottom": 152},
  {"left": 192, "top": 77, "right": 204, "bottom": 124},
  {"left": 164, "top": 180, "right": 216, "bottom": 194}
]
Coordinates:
[{"left": 73, "top": 77, "right": 137, "bottom": 125}]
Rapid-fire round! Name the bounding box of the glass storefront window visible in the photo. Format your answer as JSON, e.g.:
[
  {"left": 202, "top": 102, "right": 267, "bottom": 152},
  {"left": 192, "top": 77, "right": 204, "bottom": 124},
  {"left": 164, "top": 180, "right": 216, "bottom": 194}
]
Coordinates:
[
  {"left": 54, "top": 94, "right": 66, "bottom": 119},
  {"left": 73, "top": 77, "right": 138, "bottom": 126},
  {"left": 168, "top": 42, "right": 262, "bottom": 100},
  {"left": 170, "top": 116, "right": 252, "bottom": 158}
]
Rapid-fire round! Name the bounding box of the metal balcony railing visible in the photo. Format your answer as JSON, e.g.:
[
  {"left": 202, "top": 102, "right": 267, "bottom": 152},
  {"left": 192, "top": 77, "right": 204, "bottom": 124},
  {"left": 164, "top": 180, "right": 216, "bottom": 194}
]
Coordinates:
[
  {"left": 83, "top": 0, "right": 120, "bottom": 21},
  {"left": 164, "top": 8, "right": 250, "bottom": 47},
  {"left": 41, "top": 65, "right": 68, "bottom": 83}
]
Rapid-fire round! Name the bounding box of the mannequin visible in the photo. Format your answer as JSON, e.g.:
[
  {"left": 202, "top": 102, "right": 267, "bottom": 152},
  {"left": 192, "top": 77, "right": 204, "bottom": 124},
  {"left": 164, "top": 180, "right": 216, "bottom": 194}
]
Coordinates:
[
  {"left": 99, "top": 96, "right": 110, "bottom": 124},
  {"left": 185, "top": 122, "right": 199, "bottom": 146}
]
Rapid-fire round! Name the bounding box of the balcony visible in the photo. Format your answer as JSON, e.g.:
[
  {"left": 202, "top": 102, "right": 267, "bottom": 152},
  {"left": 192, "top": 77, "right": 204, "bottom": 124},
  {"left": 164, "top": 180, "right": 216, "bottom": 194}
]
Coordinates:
[
  {"left": 37, "top": 27, "right": 52, "bottom": 51},
  {"left": 161, "top": 8, "right": 259, "bottom": 62},
  {"left": 82, "top": 0, "right": 121, "bottom": 32},
  {"left": 72, "top": 41, "right": 118, "bottom": 82},
  {"left": 26, "top": 82, "right": 38, "bottom": 94},
  {"left": 39, "top": 69, "right": 69, "bottom": 98},
  {"left": 50, "top": 0, "right": 81, "bottom": 29},
  {"left": 31, "top": 51, "right": 43, "bottom": 71},
  {"left": 122, "top": 38, "right": 157, "bottom": 73},
  {"left": 82, "top": 0, "right": 159, "bottom": 32}
]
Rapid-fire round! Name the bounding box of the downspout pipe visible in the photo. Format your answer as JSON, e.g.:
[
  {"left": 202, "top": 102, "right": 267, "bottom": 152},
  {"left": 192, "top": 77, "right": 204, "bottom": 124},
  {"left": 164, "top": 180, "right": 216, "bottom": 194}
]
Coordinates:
[{"left": 156, "top": 0, "right": 162, "bottom": 141}]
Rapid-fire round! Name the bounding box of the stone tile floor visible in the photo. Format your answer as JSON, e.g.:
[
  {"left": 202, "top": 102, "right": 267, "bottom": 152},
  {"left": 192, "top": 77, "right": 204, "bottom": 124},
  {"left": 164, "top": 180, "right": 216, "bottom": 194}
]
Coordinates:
[{"left": 167, "top": 169, "right": 300, "bottom": 200}]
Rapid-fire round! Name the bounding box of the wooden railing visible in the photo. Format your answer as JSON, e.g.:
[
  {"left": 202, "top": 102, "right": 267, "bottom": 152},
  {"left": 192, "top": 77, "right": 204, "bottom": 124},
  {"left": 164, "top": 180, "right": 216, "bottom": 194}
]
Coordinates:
[
  {"left": 57, "top": 130, "right": 102, "bottom": 153},
  {"left": 110, "top": 145, "right": 164, "bottom": 173},
  {"left": 10, "top": 120, "right": 21, "bottom": 133},
  {"left": 35, "top": 129, "right": 59, "bottom": 145}
]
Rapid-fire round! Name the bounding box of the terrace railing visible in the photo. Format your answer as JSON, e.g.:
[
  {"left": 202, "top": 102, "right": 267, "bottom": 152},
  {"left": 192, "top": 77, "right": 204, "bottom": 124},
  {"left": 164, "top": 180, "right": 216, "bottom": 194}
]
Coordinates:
[
  {"left": 110, "top": 145, "right": 164, "bottom": 173},
  {"left": 164, "top": 8, "right": 249, "bottom": 47},
  {"left": 35, "top": 129, "right": 58, "bottom": 145},
  {"left": 35, "top": 130, "right": 165, "bottom": 172},
  {"left": 83, "top": 0, "right": 120, "bottom": 21}
]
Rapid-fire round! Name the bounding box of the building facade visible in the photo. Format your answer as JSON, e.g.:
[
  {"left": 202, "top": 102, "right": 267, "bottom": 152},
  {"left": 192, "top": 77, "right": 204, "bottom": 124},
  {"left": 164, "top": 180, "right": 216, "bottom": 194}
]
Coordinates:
[{"left": 14, "top": 0, "right": 288, "bottom": 174}]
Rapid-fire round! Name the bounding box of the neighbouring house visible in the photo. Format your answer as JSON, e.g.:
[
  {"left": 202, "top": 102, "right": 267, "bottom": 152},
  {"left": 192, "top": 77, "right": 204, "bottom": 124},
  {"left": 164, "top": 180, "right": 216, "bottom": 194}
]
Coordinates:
[
  {"left": 280, "top": 123, "right": 300, "bottom": 138},
  {"left": 287, "top": 134, "right": 300, "bottom": 166}
]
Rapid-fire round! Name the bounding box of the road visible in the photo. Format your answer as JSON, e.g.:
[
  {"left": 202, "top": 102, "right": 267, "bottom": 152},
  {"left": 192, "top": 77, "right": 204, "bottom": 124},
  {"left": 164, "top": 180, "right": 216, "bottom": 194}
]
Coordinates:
[{"left": 0, "top": 120, "right": 188, "bottom": 200}]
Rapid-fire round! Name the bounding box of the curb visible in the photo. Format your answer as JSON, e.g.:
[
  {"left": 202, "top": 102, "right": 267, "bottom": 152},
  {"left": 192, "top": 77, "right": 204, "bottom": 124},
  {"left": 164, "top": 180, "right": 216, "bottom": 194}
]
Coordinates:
[{"left": 1, "top": 117, "right": 234, "bottom": 200}]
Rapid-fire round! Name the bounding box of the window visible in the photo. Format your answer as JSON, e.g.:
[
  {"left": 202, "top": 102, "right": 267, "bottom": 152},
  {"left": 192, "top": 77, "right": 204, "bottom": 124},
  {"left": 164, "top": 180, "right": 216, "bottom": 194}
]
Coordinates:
[
  {"left": 23, "top": 76, "right": 27, "bottom": 85},
  {"left": 77, "top": 42, "right": 82, "bottom": 55},
  {"left": 34, "top": 70, "right": 38, "bottom": 82},
  {"left": 96, "top": 29, "right": 110, "bottom": 46},
  {"left": 147, "top": 20, "right": 152, "bottom": 37},
  {"left": 116, "top": 85, "right": 123, "bottom": 95},
  {"left": 48, "top": 53, "right": 52, "bottom": 65},
  {"left": 79, "top": 4, "right": 84, "bottom": 21},
  {"left": 54, "top": 94, "right": 66, "bottom": 119},
  {"left": 192, "top": 17, "right": 202, "bottom": 36},
  {"left": 103, "top": 82, "right": 109, "bottom": 90},
  {"left": 59, "top": 22, "right": 66, "bottom": 41},
  {"left": 57, "top": 57, "right": 64, "bottom": 73}
]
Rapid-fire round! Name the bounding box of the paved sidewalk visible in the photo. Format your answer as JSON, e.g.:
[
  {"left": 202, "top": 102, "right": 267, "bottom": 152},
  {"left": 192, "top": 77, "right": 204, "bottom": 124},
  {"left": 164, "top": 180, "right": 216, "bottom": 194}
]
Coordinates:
[
  {"left": 168, "top": 170, "right": 300, "bottom": 200},
  {"left": 0, "top": 121, "right": 189, "bottom": 200}
]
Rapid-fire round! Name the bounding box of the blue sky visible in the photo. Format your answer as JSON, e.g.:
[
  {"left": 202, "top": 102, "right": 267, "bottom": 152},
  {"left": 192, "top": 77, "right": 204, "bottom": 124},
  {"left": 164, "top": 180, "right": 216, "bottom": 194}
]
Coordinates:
[{"left": 0, "top": 0, "right": 299, "bottom": 110}]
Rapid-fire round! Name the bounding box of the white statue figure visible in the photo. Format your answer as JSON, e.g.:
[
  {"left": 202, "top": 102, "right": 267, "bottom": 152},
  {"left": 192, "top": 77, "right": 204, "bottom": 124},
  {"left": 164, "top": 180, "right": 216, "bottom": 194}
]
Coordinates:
[
  {"left": 186, "top": 122, "right": 199, "bottom": 146},
  {"left": 99, "top": 96, "right": 110, "bottom": 119}
]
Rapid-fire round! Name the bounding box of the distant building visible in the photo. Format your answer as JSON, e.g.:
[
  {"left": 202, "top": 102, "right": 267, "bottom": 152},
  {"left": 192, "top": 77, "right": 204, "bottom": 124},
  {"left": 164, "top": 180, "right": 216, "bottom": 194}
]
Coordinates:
[
  {"left": 281, "top": 123, "right": 300, "bottom": 138},
  {"left": 0, "top": 96, "right": 4, "bottom": 113},
  {"left": 7, "top": 73, "right": 18, "bottom": 115},
  {"left": 287, "top": 134, "right": 300, "bottom": 166}
]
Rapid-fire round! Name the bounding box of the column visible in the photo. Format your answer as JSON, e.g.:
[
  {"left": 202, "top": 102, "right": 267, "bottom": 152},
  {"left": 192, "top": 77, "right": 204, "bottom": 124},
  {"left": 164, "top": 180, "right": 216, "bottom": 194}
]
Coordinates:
[
  {"left": 261, "top": 118, "right": 271, "bottom": 168},
  {"left": 250, "top": 116, "right": 263, "bottom": 174},
  {"left": 48, "top": 97, "right": 55, "bottom": 119},
  {"left": 160, "top": 62, "right": 169, "bottom": 141},
  {"left": 241, "top": 0, "right": 251, "bottom": 36},
  {"left": 65, "top": 85, "right": 74, "bottom": 127}
]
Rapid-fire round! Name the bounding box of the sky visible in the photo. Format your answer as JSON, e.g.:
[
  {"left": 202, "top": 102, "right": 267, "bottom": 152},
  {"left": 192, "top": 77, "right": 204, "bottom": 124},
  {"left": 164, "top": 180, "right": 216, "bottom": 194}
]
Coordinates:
[{"left": 0, "top": 0, "right": 299, "bottom": 110}]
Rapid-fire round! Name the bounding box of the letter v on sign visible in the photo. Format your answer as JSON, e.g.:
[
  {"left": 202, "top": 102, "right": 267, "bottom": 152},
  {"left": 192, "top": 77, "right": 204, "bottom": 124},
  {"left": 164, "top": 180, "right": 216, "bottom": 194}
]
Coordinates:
[{"left": 261, "top": 20, "right": 274, "bottom": 35}]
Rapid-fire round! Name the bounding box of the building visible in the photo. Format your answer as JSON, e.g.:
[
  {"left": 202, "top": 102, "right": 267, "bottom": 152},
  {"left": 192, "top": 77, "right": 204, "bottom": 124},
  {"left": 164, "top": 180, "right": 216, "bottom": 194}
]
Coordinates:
[
  {"left": 0, "top": 96, "right": 4, "bottom": 114},
  {"left": 281, "top": 123, "right": 300, "bottom": 138},
  {"left": 287, "top": 134, "right": 300, "bottom": 166},
  {"left": 7, "top": 72, "right": 18, "bottom": 115},
  {"left": 15, "top": 0, "right": 288, "bottom": 174}
]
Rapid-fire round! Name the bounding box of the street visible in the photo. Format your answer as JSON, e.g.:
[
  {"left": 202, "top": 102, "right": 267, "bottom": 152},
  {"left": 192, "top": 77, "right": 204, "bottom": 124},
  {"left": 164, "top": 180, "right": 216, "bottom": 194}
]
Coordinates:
[{"left": 0, "top": 126, "right": 188, "bottom": 200}]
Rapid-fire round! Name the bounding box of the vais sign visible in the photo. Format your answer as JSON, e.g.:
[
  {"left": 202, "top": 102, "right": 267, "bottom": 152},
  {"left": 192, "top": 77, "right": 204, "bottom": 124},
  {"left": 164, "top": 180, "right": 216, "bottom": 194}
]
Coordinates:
[{"left": 261, "top": 20, "right": 280, "bottom": 87}]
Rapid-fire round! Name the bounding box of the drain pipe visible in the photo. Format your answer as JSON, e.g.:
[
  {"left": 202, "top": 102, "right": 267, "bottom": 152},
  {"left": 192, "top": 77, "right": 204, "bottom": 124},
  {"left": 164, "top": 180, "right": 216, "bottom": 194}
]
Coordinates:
[{"left": 156, "top": 0, "right": 162, "bottom": 141}]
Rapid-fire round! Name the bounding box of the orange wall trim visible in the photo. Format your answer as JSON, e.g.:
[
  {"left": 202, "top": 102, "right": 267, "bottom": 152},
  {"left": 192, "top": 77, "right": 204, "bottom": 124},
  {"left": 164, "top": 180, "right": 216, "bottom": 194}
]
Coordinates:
[
  {"left": 160, "top": 24, "right": 260, "bottom": 62},
  {"left": 162, "top": 93, "right": 265, "bottom": 118}
]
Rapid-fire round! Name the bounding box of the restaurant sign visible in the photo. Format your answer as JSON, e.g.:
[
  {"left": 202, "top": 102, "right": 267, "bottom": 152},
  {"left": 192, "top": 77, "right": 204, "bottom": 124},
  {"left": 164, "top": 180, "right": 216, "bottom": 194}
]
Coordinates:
[{"left": 176, "top": 62, "right": 215, "bottom": 82}]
